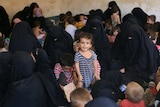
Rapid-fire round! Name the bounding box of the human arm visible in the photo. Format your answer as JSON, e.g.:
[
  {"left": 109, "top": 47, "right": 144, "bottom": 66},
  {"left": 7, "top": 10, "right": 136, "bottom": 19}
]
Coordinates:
[
  {"left": 74, "top": 62, "right": 83, "bottom": 81},
  {"left": 74, "top": 62, "right": 83, "bottom": 87},
  {"left": 93, "top": 59, "right": 100, "bottom": 80},
  {"left": 53, "top": 63, "right": 62, "bottom": 80},
  {"left": 72, "top": 66, "right": 79, "bottom": 83},
  {"left": 116, "top": 15, "right": 121, "bottom": 24}
]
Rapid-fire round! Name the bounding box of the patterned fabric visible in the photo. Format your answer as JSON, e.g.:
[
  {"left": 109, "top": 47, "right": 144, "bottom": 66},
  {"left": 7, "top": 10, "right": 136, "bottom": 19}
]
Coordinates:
[{"left": 74, "top": 50, "right": 97, "bottom": 88}]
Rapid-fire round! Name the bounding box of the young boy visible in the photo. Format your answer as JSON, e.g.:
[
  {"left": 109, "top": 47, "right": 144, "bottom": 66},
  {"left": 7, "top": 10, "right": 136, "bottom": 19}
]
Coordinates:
[
  {"left": 120, "top": 81, "right": 145, "bottom": 107},
  {"left": 147, "top": 15, "right": 156, "bottom": 25},
  {"left": 70, "top": 88, "right": 93, "bottom": 107},
  {"left": 54, "top": 53, "right": 77, "bottom": 86}
]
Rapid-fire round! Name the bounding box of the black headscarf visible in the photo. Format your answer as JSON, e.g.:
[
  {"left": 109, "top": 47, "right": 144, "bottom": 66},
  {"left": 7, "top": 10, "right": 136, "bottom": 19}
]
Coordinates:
[
  {"left": 0, "top": 6, "right": 11, "bottom": 37},
  {"left": 102, "top": 1, "right": 121, "bottom": 21},
  {"left": 132, "top": 7, "right": 148, "bottom": 28},
  {"left": 43, "top": 25, "right": 74, "bottom": 68},
  {"left": 9, "top": 21, "right": 41, "bottom": 53},
  {"left": 11, "top": 6, "right": 32, "bottom": 29}
]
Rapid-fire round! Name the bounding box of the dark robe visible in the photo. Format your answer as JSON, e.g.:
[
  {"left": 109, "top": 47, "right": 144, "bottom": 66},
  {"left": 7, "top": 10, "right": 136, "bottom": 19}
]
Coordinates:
[
  {"left": 9, "top": 21, "right": 41, "bottom": 53},
  {"left": 1, "top": 52, "right": 45, "bottom": 107},
  {"left": 32, "top": 48, "right": 69, "bottom": 106},
  {"left": 91, "top": 70, "right": 124, "bottom": 102},
  {"left": 43, "top": 25, "right": 74, "bottom": 68},
  {"left": 1, "top": 51, "right": 69, "bottom": 107},
  {"left": 0, "top": 6, "right": 11, "bottom": 37},
  {"left": 0, "top": 52, "right": 11, "bottom": 101},
  {"left": 111, "top": 14, "right": 159, "bottom": 85}
]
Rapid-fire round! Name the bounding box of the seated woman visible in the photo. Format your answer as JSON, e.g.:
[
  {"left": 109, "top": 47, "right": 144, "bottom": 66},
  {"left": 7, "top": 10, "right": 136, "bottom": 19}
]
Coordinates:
[{"left": 1, "top": 50, "right": 69, "bottom": 107}]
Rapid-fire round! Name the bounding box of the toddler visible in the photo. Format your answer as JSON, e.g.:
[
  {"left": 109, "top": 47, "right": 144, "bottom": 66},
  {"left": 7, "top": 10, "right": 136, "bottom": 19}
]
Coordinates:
[
  {"left": 74, "top": 32, "right": 100, "bottom": 90},
  {"left": 54, "top": 53, "right": 76, "bottom": 86},
  {"left": 120, "top": 81, "right": 145, "bottom": 107}
]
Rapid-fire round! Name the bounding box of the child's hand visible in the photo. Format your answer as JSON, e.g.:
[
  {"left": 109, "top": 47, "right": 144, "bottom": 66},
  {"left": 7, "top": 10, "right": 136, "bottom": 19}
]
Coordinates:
[
  {"left": 78, "top": 75, "right": 83, "bottom": 81},
  {"left": 76, "top": 81, "right": 83, "bottom": 88},
  {"left": 94, "top": 73, "right": 100, "bottom": 80},
  {"left": 120, "top": 68, "right": 125, "bottom": 73}
]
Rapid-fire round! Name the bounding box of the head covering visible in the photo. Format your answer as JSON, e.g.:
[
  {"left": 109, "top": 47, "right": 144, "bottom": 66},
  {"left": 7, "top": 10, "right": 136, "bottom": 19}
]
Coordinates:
[
  {"left": 0, "top": 5, "right": 11, "bottom": 37},
  {"left": 43, "top": 25, "right": 74, "bottom": 67},
  {"left": 10, "top": 51, "right": 35, "bottom": 81},
  {"left": 102, "top": 1, "right": 121, "bottom": 21},
  {"left": 9, "top": 21, "right": 41, "bottom": 53},
  {"left": 132, "top": 7, "right": 148, "bottom": 28},
  {"left": 85, "top": 97, "right": 118, "bottom": 107}
]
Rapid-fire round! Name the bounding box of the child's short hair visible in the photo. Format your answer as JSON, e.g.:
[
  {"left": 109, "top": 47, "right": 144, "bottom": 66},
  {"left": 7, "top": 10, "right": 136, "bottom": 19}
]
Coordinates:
[
  {"left": 77, "top": 32, "right": 93, "bottom": 44},
  {"left": 147, "top": 15, "right": 156, "bottom": 23},
  {"left": 33, "top": 20, "right": 41, "bottom": 28},
  {"left": 67, "top": 16, "right": 75, "bottom": 24},
  {"left": 60, "top": 53, "right": 74, "bottom": 67},
  {"left": 70, "top": 88, "right": 93, "bottom": 107},
  {"left": 125, "top": 82, "right": 144, "bottom": 103}
]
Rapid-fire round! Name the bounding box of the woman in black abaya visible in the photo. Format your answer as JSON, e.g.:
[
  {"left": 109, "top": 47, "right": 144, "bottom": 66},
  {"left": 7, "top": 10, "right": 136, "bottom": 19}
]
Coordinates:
[
  {"left": 1, "top": 51, "right": 46, "bottom": 107},
  {"left": 43, "top": 25, "right": 74, "bottom": 68},
  {"left": 0, "top": 52, "right": 11, "bottom": 101},
  {"left": 111, "top": 14, "right": 159, "bottom": 85},
  {"left": 1, "top": 51, "right": 69, "bottom": 107},
  {"left": 32, "top": 48, "right": 69, "bottom": 106},
  {"left": 9, "top": 21, "right": 41, "bottom": 53}
]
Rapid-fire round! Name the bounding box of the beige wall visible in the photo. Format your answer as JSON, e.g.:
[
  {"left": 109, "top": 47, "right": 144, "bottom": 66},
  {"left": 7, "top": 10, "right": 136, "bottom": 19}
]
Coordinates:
[{"left": 1, "top": 0, "right": 160, "bottom": 21}]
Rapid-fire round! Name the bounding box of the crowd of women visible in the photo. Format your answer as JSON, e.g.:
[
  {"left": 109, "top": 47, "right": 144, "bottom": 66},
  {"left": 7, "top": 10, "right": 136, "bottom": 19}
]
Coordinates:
[{"left": 0, "top": 1, "right": 160, "bottom": 107}]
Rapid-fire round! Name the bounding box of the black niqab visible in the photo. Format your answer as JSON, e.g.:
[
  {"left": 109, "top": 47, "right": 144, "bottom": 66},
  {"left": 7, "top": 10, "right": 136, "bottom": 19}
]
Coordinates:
[{"left": 9, "top": 21, "right": 41, "bottom": 53}]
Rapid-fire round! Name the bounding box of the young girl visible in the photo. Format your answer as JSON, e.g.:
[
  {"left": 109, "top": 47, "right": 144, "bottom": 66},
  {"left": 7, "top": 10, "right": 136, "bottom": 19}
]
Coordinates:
[{"left": 74, "top": 32, "right": 100, "bottom": 90}]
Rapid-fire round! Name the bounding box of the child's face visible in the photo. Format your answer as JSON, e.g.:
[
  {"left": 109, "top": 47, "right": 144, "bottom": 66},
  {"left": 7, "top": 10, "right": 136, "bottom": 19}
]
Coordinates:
[
  {"left": 113, "top": 11, "right": 119, "bottom": 15},
  {"left": 108, "top": 35, "right": 116, "bottom": 43},
  {"left": 62, "top": 66, "right": 72, "bottom": 72},
  {"left": 79, "top": 38, "right": 92, "bottom": 52},
  {"left": 13, "top": 18, "right": 22, "bottom": 27},
  {"left": 147, "top": 18, "right": 154, "bottom": 24},
  {"left": 113, "top": 29, "right": 119, "bottom": 36}
]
